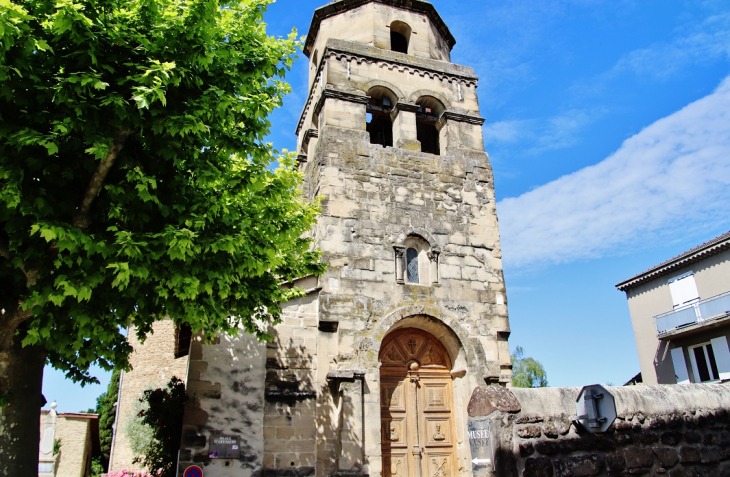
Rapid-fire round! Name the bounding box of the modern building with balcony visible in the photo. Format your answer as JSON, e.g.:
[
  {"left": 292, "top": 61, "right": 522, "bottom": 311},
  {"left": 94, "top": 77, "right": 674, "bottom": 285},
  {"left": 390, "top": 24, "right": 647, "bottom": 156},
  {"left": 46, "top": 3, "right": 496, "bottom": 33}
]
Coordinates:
[{"left": 617, "top": 230, "right": 730, "bottom": 384}]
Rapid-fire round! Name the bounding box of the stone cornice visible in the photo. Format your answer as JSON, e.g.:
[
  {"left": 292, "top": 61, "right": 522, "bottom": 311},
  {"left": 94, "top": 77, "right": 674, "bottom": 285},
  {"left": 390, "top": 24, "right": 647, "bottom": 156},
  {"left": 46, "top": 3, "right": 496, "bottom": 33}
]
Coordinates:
[
  {"left": 327, "top": 39, "right": 477, "bottom": 80},
  {"left": 296, "top": 40, "right": 479, "bottom": 136},
  {"left": 303, "top": 128, "right": 319, "bottom": 145},
  {"left": 440, "top": 110, "right": 485, "bottom": 125},
  {"left": 395, "top": 102, "right": 420, "bottom": 113},
  {"left": 304, "top": 0, "right": 456, "bottom": 58},
  {"left": 313, "top": 87, "right": 370, "bottom": 119}
]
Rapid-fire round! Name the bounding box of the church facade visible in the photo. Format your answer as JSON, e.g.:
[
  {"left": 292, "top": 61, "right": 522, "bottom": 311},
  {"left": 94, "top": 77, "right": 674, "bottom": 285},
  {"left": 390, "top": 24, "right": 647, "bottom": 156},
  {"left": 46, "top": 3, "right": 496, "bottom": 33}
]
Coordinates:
[{"left": 109, "top": 1, "right": 512, "bottom": 476}]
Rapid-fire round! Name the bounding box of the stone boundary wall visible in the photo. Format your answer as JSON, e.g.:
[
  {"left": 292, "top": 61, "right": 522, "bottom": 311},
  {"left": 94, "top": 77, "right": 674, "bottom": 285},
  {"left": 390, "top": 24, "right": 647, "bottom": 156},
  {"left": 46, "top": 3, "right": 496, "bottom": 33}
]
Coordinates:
[{"left": 468, "top": 384, "right": 730, "bottom": 477}]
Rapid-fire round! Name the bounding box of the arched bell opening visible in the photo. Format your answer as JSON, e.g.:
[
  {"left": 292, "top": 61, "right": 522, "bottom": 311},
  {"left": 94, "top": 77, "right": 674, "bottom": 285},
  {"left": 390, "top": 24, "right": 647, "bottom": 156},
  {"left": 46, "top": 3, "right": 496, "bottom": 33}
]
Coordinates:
[
  {"left": 415, "top": 96, "right": 445, "bottom": 155},
  {"left": 379, "top": 328, "right": 457, "bottom": 477},
  {"left": 366, "top": 86, "right": 397, "bottom": 148},
  {"left": 390, "top": 21, "right": 412, "bottom": 54}
]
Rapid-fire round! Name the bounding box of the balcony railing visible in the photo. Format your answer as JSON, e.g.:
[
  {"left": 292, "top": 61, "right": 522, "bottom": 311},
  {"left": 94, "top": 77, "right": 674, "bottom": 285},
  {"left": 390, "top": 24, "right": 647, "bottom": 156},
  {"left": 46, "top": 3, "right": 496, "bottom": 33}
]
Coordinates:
[{"left": 655, "top": 290, "right": 730, "bottom": 336}]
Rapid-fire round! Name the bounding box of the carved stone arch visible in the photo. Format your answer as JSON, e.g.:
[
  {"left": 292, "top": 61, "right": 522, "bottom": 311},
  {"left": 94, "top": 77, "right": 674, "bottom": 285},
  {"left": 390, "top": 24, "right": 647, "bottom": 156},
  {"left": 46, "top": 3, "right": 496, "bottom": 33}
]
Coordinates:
[
  {"left": 360, "top": 80, "right": 405, "bottom": 103},
  {"left": 395, "top": 228, "right": 441, "bottom": 250},
  {"left": 408, "top": 89, "right": 452, "bottom": 111},
  {"left": 363, "top": 306, "right": 479, "bottom": 372}
]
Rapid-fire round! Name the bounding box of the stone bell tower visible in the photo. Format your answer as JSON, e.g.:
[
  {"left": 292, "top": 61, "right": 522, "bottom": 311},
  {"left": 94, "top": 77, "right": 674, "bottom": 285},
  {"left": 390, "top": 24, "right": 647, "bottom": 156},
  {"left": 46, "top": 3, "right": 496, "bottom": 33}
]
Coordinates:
[
  {"left": 290, "top": 0, "right": 513, "bottom": 475},
  {"left": 169, "top": 1, "right": 512, "bottom": 476}
]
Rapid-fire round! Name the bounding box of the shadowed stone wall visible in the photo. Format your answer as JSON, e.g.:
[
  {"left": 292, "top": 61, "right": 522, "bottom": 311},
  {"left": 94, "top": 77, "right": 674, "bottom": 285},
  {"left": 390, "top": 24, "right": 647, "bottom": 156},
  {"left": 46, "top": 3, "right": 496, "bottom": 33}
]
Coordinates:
[
  {"left": 469, "top": 384, "right": 730, "bottom": 477},
  {"left": 110, "top": 319, "right": 189, "bottom": 472}
]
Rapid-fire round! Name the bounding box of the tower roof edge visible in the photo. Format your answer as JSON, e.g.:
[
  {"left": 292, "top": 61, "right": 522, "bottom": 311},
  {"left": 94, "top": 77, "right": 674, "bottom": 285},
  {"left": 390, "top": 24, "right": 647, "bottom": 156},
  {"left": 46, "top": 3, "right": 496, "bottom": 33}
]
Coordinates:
[{"left": 303, "top": 0, "right": 456, "bottom": 58}]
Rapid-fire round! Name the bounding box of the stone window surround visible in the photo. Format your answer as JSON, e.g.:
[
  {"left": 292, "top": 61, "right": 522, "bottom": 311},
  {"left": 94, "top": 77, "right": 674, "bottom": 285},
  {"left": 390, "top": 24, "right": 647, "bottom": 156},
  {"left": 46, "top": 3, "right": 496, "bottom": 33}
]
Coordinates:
[{"left": 393, "top": 238, "right": 440, "bottom": 286}]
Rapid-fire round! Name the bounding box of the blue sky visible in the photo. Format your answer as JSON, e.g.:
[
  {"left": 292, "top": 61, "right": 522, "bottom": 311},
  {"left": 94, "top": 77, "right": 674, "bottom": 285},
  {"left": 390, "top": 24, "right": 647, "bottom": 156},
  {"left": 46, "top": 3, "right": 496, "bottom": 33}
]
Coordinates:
[{"left": 44, "top": 0, "right": 730, "bottom": 411}]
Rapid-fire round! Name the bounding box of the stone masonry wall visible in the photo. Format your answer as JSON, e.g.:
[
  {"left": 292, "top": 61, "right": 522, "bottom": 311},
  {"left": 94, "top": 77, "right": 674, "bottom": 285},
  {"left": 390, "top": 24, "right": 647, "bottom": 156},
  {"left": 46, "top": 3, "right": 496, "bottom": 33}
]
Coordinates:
[
  {"left": 177, "top": 282, "right": 318, "bottom": 477},
  {"left": 39, "top": 412, "right": 94, "bottom": 477},
  {"left": 110, "top": 319, "right": 189, "bottom": 472},
  {"left": 55, "top": 416, "right": 93, "bottom": 477},
  {"left": 468, "top": 384, "right": 730, "bottom": 477}
]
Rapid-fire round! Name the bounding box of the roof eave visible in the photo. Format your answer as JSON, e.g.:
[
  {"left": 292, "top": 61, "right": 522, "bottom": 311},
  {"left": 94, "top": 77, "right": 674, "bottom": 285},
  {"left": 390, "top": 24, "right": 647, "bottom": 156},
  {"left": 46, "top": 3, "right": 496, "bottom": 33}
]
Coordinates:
[{"left": 616, "top": 237, "right": 730, "bottom": 292}]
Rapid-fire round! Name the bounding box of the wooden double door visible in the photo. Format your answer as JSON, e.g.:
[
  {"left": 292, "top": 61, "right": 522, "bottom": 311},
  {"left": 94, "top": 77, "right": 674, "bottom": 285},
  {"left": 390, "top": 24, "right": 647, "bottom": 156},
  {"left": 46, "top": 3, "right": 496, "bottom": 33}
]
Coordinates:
[{"left": 380, "top": 329, "right": 457, "bottom": 477}]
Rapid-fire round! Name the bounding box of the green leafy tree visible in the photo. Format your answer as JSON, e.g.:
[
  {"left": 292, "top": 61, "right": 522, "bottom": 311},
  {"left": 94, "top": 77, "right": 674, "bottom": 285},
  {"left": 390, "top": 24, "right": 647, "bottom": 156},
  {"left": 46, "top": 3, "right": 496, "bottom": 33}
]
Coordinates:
[
  {"left": 511, "top": 346, "right": 549, "bottom": 388},
  {"left": 0, "top": 0, "right": 325, "bottom": 474}
]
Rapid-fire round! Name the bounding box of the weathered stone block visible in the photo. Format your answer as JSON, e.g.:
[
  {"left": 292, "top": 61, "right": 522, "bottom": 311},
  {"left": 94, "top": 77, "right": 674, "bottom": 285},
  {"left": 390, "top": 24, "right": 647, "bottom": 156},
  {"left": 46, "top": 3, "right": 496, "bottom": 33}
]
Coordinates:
[
  {"left": 534, "top": 440, "right": 561, "bottom": 456},
  {"left": 661, "top": 431, "right": 682, "bottom": 446},
  {"left": 543, "top": 423, "right": 559, "bottom": 439},
  {"left": 517, "top": 425, "right": 542, "bottom": 439},
  {"left": 685, "top": 431, "right": 703, "bottom": 444},
  {"left": 624, "top": 448, "right": 654, "bottom": 469},
  {"left": 520, "top": 442, "right": 535, "bottom": 457},
  {"left": 554, "top": 455, "right": 604, "bottom": 477},
  {"left": 605, "top": 453, "right": 626, "bottom": 475},
  {"left": 467, "top": 385, "right": 521, "bottom": 417},
  {"left": 634, "top": 430, "right": 660, "bottom": 445},
  {"left": 653, "top": 448, "right": 679, "bottom": 468},
  {"left": 524, "top": 456, "right": 554, "bottom": 477},
  {"left": 679, "top": 446, "right": 701, "bottom": 463},
  {"left": 700, "top": 446, "right": 722, "bottom": 464}
]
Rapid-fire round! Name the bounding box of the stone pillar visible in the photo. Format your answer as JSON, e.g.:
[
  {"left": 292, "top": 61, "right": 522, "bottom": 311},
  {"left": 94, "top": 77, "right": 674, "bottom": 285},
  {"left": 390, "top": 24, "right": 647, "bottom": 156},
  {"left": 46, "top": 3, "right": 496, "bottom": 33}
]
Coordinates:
[
  {"left": 437, "top": 110, "right": 486, "bottom": 151},
  {"left": 314, "top": 88, "right": 369, "bottom": 131},
  {"left": 328, "top": 370, "right": 366, "bottom": 476},
  {"left": 428, "top": 249, "right": 440, "bottom": 284},
  {"left": 391, "top": 102, "right": 421, "bottom": 150},
  {"left": 394, "top": 245, "right": 405, "bottom": 284}
]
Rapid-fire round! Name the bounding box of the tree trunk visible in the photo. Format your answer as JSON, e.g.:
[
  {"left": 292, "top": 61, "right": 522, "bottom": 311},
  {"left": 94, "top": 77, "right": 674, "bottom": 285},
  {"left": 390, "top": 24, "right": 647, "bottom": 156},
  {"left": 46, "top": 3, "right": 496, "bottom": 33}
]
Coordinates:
[{"left": 0, "top": 326, "right": 47, "bottom": 477}]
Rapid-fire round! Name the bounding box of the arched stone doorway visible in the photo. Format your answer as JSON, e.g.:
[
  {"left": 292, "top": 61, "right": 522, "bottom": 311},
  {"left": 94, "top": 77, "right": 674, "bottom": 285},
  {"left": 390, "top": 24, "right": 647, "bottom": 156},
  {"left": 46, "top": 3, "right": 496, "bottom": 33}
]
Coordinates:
[{"left": 379, "top": 328, "right": 457, "bottom": 477}]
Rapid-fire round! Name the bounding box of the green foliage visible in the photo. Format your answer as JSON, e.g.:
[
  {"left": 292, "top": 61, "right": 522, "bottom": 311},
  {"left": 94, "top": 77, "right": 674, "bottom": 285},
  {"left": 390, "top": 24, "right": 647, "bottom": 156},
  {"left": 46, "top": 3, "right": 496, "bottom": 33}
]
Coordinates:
[
  {"left": 123, "top": 395, "right": 153, "bottom": 458},
  {"left": 94, "top": 366, "right": 121, "bottom": 468},
  {"left": 511, "top": 346, "right": 548, "bottom": 388},
  {"left": 132, "top": 377, "right": 186, "bottom": 477},
  {"left": 90, "top": 456, "right": 104, "bottom": 477},
  {"left": 0, "top": 0, "right": 325, "bottom": 383},
  {"left": 53, "top": 438, "right": 61, "bottom": 456}
]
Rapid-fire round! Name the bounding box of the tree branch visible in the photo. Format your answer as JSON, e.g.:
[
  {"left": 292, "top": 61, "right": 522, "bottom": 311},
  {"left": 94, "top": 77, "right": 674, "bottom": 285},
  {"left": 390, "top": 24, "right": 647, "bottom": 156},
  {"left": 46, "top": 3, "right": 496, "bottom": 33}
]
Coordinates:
[
  {"left": 0, "top": 305, "right": 33, "bottom": 350},
  {"left": 72, "top": 129, "right": 136, "bottom": 230}
]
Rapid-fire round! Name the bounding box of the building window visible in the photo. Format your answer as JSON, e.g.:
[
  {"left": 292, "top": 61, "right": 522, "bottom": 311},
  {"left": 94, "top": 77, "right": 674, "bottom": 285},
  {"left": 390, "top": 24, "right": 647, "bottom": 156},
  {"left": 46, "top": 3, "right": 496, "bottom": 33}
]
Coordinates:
[
  {"left": 175, "top": 323, "right": 192, "bottom": 358},
  {"left": 406, "top": 248, "right": 419, "bottom": 283},
  {"left": 415, "top": 96, "right": 445, "bottom": 155},
  {"left": 390, "top": 21, "right": 411, "bottom": 54},
  {"left": 367, "top": 87, "right": 395, "bottom": 148},
  {"left": 689, "top": 342, "right": 720, "bottom": 382},
  {"left": 668, "top": 272, "right": 700, "bottom": 310}
]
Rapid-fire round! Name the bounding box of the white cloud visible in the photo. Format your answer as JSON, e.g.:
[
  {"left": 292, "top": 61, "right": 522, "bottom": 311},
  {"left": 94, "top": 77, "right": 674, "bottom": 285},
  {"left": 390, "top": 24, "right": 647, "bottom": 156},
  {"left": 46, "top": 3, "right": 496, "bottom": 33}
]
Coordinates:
[
  {"left": 498, "top": 75, "right": 730, "bottom": 269},
  {"left": 610, "top": 13, "right": 730, "bottom": 80},
  {"left": 484, "top": 109, "right": 603, "bottom": 153},
  {"left": 483, "top": 120, "right": 530, "bottom": 144}
]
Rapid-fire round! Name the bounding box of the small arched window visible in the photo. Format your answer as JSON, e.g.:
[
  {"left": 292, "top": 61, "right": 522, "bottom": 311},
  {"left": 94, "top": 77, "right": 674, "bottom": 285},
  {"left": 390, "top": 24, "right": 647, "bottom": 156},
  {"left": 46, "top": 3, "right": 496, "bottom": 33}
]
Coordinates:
[
  {"left": 415, "top": 96, "right": 445, "bottom": 155},
  {"left": 406, "top": 248, "right": 419, "bottom": 283},
  {"left": 366, "top": 86, "right": 396, "bottom": 148},
  {"left": 390, "top": 21, "right": 412, "bottom": 54},
  {"left": 396, "top": 235, "right": 436, "bottom": 285}
]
